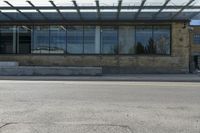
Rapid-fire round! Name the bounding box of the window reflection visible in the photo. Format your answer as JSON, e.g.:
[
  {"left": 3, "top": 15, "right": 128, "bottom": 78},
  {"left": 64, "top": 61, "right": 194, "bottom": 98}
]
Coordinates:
[
  {"left": 0, "top": 26, "right": 16, "bottom": 54},
  {"left": 67, "top": 26, "right": 83, "bottom": 54},
  {"left": 50, "top": 26, "right": 66, "bottom": 54},
  {"left": 101, "top": 26, "right": 118, "bottom": 54},
  {"left": 193, "top": 34, "right": 200, "bottom": 45},
  {"left": 154, "top": 26, "right": 170, "bottom": 55},
  {"left": 119, "top": 26, "right": 135, "bottom": 54},
  {"left": 135, "top": 26, "right": 154, "bottom": 54},
  {"left": 32, "top": 26, "right": 49, "bottom": 54},
  {"left": 18, "top": 26, "right": 31, "bottom": 54},
  {"left": 84, "top": 26, "right": 100, "bottom": 54},
  {"left": 0, "top": 25, "right": 171, "bottom": 55}
]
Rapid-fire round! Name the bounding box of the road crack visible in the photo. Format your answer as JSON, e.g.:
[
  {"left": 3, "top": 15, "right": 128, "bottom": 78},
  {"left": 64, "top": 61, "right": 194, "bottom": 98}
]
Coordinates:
[
  {"left": 0, "top": 123, "right": 17, "bottom": 130},
  {"left": 0, "top": 122, "right": 134, "bottom": 133}
]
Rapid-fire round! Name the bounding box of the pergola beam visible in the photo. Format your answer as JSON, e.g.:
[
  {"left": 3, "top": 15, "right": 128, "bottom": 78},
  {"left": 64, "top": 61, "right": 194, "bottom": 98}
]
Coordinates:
[
  {"left": 0, "top": 5, "right": 200, "bottom": 10},
  {"left": 0, "top": 1, "right": 199, "bottom": 21},
  {"left": 171, "top": 0, "right": 195, "bottom": 20},
  {"left": 72, "top": 0, "right": 83, "bottom": 20},
  {"left": 153, "top": 0, "right": 170, "bottom": 19},
  {"left": 0, "top": 11, "right": 14, "bottom": 20},
  {"left": 4, "top": 1, "right": 31, "bottom": 20},
  {"left": 134, "top": 0, "right": 146, "bottom": 19},
  {"left": 116, "top": 0, "right": 122, "bottom": 20},
  {"left": 49, "top": 0, "right": 66, "bottom": 20},
  {"left": 26, "top": 1, "right": 48, "bottom": 20},
  {"left": 95, "top": 0, "right": 101, "bottom": 20}
]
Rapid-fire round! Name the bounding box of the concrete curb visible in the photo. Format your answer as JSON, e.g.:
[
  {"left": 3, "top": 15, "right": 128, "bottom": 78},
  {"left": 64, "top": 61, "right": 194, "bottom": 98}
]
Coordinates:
[
  {"left": 0, "top": 74, "right": 199, "bottom": 82},
  {"left": 0, "top": 66, "right": 102, "bottom": 76}
]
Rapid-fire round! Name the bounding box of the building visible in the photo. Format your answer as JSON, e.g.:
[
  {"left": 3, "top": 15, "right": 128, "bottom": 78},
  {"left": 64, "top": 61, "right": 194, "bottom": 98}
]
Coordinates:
[{"left": 0, "top": 0, "right": 200, "bottom": 74}]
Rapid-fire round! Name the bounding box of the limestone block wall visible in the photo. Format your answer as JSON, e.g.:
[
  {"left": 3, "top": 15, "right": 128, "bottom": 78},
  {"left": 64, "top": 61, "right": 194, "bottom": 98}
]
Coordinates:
[{"left": 0, "top": 22, "right": 190, "bottom": 74}]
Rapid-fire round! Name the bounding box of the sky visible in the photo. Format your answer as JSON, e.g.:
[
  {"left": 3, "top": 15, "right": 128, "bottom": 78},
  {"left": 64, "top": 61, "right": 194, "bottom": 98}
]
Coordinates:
[{"left": 191, "top": 20, "right": 200, "bottom": 25}]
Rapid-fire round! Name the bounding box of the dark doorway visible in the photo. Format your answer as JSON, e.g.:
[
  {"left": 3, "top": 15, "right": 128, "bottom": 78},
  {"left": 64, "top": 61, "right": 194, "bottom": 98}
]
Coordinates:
[
  {"left": 18, "top": 26, "right": 31, "bottom": 54},
  {"left": 194, "top": 55, "right": 200, "bottom": 70},
  {"left": 0, "top": 26, "right": 15, "bottom": 54}
]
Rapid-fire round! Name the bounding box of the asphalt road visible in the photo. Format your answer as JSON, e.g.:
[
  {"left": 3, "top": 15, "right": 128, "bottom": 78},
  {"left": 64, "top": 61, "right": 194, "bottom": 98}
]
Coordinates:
[{"left": 0, "top": 81, "right": 200, "bottom": 133}]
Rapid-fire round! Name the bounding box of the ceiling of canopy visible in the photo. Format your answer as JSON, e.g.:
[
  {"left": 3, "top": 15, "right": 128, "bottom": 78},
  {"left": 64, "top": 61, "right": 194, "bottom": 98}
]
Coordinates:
[{"left": 0, "top": 0, "right": 200, "bottom": 22}]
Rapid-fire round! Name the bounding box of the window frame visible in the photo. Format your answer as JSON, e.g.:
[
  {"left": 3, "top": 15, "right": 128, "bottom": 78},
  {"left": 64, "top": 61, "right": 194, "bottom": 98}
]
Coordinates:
[
  {"left": 17, "top": 26, "right": 32, "bottom": 54},
  {"left": 153, "top": 25, "right": 171, "bottom": 55},
  {"left": 49, "top": 25, "right": 67, "bottom": 54},
  {"left": 100, "top": 26, "right": 119, "bottom": 55},
  {"left": 66, "top": 25, "right": 84, "bottom": 54},
  {"left": 83, "top": 26, "right": 100, "bottom": 54},
  {"left": 32, "top": 25, "right": 50, "bottom": 54},
  {"left": 193, "top": 33, "right": 200, "bottom": 45},
  {"left": 0, "top": 26, "right": 17, "bottom": 54}
]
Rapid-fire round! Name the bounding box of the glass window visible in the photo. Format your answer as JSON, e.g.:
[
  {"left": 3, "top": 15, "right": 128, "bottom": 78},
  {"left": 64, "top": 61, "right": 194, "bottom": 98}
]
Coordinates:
[
  {"left": 193, "top": 34, "right": 200, "bottom": 45},
  {"left": 84, "top": 26, "right": 100, "bottom": 54},
  {"left": 67, "top": 26, "right": 83, "bottom": 54},
  {"left": 101, "top": 26, "right": 118, "bottom": 54},
  {"left": 119, "top": 26, "right": 135, "bottom": 54},
  {"left": 135, "top": 26, "right": 154, "bottom": 54},
  {"left": 0, "top": 25, "right": 171, "bottom": 55},
  {"left": 50, "top": 26, "right": 66, "bottom": 54},
  {"left": 32, "top": 26, "right": 49, "bottom": 54},
  {"left": 154, "top": 26, "right": 171, "bottom": 55},
  {"left": 0, "top": 26, "right": 16, "bottom": 54},
  {"left": 18, "top": 26, "right": 31, "bottom": 54}
]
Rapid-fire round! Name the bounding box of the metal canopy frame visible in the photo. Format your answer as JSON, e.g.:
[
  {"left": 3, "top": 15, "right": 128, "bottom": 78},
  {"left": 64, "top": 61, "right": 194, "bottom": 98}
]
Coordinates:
[
  {"left": 171, "top": 0, "right": 195, "bottom": 19},
  {"left": 26, "top": 0, "right": 48, "bottom": 20},
  {"left": 116, "top": 0, "right": 122, "bottom": 20},
  {"left": 0, "top": 0, "right": 200, "bottom": 22},
  {"left": 134, "top": 0, "right": 146, "bottom": 19},
  {"left": 189, "top": 11, "right": 200, "bottom": 19},
  {"left": 153, "top": 0, "right": 171, "bottom": 19},
  {"left": 0, "top": 11, "right": 14, "bottom": 20},
  {"left": 1, "top": 5, "right": 200, "bottom": 10},
  {"left": 4, "top": 1, "right": 31, "bottom": 20},
  {"left": 72, "top": 0, "right": 83, "bottom": 20},
  {"left": 49, "top": 0, "right": 66, "bottom": 20},
  {"left": 95, "top": 0, "right": 101, "bottom": 20}
]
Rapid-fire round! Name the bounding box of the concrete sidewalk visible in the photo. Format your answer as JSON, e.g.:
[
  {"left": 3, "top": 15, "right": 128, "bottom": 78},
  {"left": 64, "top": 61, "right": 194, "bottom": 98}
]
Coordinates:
[{"left": 0, "top": 74, "right": 199, "bottom": 82}]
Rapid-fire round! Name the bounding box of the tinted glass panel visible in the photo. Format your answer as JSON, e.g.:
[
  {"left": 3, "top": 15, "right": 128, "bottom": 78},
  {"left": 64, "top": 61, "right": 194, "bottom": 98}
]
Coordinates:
[
  {"left": 32, "top": 26, "right": 49, "bottom": 54},
  {"left": 0, "top": 26, "right": 16, "bottom": 54},
  {"left": 84, "top": 26, "right": 100, "bottom": 54},
  {"left": 193, "top": 34, "right": 200, "bottom": 45},
  {"left": 135, "top": 26, "right": 154, "bottom": 54},
  {"left": 50, "top": 26, "right": 66, "bottom": 54},
  {"left": 67, "top": 26, "right": 83, "bottom": 54},
  {"left": 0, "top": 25, "right": 171, "bottom": 55},
  {"left": 154, "top": 26, "right": 171, "bottom": 55},
  {"left": 101, "top": 26, "right": 118, "bottom": 54},
  {"left": 119, "top": 26, "right": 135, "bottom": 54},
  {"left": 18, "top": 26, "right": 31, "bottom": 54}
]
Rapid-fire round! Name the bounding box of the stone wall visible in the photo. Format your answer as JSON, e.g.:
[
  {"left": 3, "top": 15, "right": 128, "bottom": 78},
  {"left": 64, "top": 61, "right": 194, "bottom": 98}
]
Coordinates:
[{"left": 0, "top": 22, "right": 190, "bottom": 74}]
